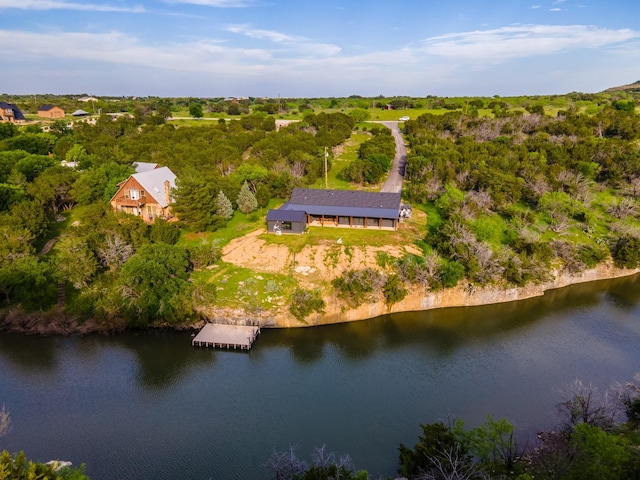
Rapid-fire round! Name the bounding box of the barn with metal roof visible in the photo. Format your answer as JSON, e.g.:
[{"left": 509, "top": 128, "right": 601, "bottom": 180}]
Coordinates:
[{"left": 266, "top": 188, "right": 401, "bottom": 233}]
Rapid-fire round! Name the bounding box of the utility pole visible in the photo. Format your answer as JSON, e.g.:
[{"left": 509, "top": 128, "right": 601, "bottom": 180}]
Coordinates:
[{"left": 324, "top": 146, "right": 328, "bottom": 189}]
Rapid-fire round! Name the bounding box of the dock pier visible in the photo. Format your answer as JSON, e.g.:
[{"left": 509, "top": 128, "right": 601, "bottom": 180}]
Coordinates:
[{"left": 192, "top": 324, "right": 260, "bottom": 351}]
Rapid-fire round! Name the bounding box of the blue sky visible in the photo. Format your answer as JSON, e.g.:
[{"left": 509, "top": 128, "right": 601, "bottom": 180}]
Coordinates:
[{"left": 1, "top": 0, "right": 640, "bottom": 97}]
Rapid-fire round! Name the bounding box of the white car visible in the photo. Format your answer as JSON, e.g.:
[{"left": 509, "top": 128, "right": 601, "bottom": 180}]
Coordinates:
[{"left": 399, "top": 116, "right": 410, "bottom": 121}]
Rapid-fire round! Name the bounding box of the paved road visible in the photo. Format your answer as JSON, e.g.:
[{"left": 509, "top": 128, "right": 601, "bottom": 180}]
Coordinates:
[{"left": 379, "top": 121, "right": 407, "bottom": 193}]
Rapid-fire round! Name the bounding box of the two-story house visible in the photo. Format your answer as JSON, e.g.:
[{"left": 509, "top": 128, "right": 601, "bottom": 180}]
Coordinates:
[
  {"left": 0, "top": 102, "right": 26, "bottom": 123},
  {"left": 110, "top": 166, "right": 177, "bottom": 222}
]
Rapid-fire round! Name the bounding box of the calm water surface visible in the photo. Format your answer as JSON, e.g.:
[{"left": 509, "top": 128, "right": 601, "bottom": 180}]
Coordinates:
[{"left": 1, "top": 276, "right": 640, "bottom": 479}]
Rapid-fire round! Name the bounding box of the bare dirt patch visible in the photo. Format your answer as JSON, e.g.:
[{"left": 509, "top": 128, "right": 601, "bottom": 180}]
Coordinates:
[{"left": 221, "top": 228, "right": 422, "bottom": 285}]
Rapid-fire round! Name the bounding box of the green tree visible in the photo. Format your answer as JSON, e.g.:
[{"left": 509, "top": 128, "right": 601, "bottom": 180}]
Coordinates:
[
  {"left": 236, "top": 181, "right": 258, "bottom": 214},
  {"left": 0, "top": 450, "right": 90, "bottom": 480},
  {"left": 349, "top": 108, "right": 370, "bottom": 123},
  {"left": 27, "top": 166, "right": 77, "bottom": 214},
  {"left": 454, "top": 416, "right": 526, "bottom": 474},
  {"left": 611, "top": 235, "right": 640, "bottom": 269},
  {"left": 215, "top": 190, "right": 234, "bottom": 220},
  {"left": 189, "top": 103, "right": 203, "bottom": 118},
  {"left": 172, "top": 176, "right": 219, "bottom": 231},
  {"left": 55, "top": 235, "right": 99, "bottom": 289},
  {"left": 568, "top": 423, "right": 631, "bottom": 480},
  {"left": 399, "top": 422, "right": 477, "bottom": 479},
  {"left": 118, "top": 243, "right": 193, "bottom": 325},
  {"left": 0, "top": 255, "right": 57, "bottom": 309}
]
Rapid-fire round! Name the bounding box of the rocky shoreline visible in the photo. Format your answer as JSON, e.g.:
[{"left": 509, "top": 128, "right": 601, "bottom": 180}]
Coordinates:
[
  {"left": 211, "top": 261, "right": 640, "bottom": 329},
  {"left": 1, "top": 262, "right": 639, "bottom": 336}
]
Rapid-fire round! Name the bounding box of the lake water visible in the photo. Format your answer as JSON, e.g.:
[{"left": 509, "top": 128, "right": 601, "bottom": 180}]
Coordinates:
[{"left": 1, "top": 275, "right": 639, "bottom": 479}]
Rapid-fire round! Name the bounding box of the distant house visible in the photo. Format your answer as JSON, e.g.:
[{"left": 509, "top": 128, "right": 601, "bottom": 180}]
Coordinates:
[
  {"left": 266, "top": 188, "right": 401, "bottom": 234},
  {"left": 72, "top": 109, "right": 90, "bottom": 117},
  {"left": 110, "top": 166, "right": 177, "bottom": 222},
  {"left": 0, "top": 102, "right": 25, "bottom": 123},
  {"left": 38, "top": 105, "right": 65, "bottom": 119}
]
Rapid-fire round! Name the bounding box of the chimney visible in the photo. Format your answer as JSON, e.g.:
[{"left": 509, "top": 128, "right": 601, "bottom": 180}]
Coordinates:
[{"left": 164, "top": 180, "right": 171, "bottom": 205}]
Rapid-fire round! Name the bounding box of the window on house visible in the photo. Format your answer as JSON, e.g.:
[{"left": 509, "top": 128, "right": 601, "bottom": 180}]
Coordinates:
[
  {"left": 281, "top": 221, "right": 292, "bottom": 230},
  {"left": 141, "top": 190, "right": 145, "bottom": 197},
  {"left": 129, "top": 189, "right": 139, "bottom": 200}
]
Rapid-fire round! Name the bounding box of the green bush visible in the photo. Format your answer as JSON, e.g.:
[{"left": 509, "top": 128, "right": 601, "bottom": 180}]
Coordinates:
[
  {"left": 439, "top": 260, "right": 465, "bottom": 288},
  {"left": 289, "top": 288, "right": 325, "bottom": 322},
  {"left": 187, "top": 242, "right": 221, "bottom": 270},
  {"left": 383, "top": 274, "right": 408, "bottom": 305},
  {"left": 610, "top": 235, "right": 640, "bottom": 269},
  {"left": 149, "top": 218, "right": 181, "bottom": 245},
  {"left": 332, "top": 268, "right": 385, "bottom": 307}
]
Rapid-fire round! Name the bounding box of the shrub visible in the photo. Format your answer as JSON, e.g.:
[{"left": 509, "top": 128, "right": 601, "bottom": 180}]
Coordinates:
[
  {"left": 439, "top": 260, "right": 465, "bottom": 288},
  {"left": 610, "top": 235, "right": 640, "bottom": 269},
  {"left": 149, "top": 218, "right": 181, "bottom": 245},
  {"left": 578, "top": 243, "right": 609, "bottom": 268},
  {"left": 289, "top": 288, "right": 325, "bottom": 322},
  {"left": 383, "top": 274, "right": 408, "bottom": 305},
  {"left": 332, "top": 268, "right": 385, "bottom": 307},
  {"left": 187, "top": 242, "right": 221, "bottom": 270}
]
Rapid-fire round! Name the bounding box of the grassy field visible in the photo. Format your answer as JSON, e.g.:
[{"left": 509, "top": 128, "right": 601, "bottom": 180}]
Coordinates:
[{"left": 312, "top": 131, "right": 371, "bottom": 190}]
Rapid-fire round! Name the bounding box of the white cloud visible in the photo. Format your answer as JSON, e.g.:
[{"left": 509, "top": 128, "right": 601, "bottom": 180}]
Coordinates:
[
  {"left": 0, "top": 0, "right": 144, "bottom": 11},
  {"left": 226, "top": 24, "right": 342, "bottom": 57},
  {"left": 0, "top": 30, "right": 270, "bottom": 74},
  {"left": 1, "top": 21, "right": 639, "bottom": 97},
  {"left": 162, "top": 0, "right": 255, "bottom": 6},
  {"left": 421, "top": 25, "right": 640, "bottom": 64}
]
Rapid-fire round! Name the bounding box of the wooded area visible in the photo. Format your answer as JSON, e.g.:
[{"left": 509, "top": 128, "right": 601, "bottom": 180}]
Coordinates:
[{"left": 1, "top": 92, "right": 640, "bottom": 330}]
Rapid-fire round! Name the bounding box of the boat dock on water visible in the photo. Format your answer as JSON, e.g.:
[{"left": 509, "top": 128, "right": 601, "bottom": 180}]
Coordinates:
[{"left": 192, "top": 324, "right": 260, "bottom": 350}]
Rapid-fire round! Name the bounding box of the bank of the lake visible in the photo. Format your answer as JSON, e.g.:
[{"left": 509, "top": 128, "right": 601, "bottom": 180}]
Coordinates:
[
  {"left": 1, "top": 262, "right": 639, "bottom": 335},
  {"left": 1, "top": 273, "right": 639, "bottom": 480},
  {"left": 205, "top": 262, "right": 640, "bottom": 328}
]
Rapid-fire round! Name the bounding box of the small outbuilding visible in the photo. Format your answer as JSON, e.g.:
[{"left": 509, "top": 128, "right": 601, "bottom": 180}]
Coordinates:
[{"left": 266, "top": 209, "right": 307, "bottom": 234}]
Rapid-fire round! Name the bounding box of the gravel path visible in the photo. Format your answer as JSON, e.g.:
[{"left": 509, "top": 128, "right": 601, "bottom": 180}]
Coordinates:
[{"left": 378, "top": 121, "right": 407, "bottom": 193}]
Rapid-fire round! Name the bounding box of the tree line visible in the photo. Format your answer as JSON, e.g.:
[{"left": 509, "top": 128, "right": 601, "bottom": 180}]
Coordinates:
[{"left": 0, "top": 111, "right": 356, "bottom": 326}]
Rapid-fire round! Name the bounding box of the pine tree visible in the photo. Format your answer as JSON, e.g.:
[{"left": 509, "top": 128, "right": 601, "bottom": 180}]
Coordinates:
[
  {"left": 236, "top": 181, "right": 258, "bottom": 214},
  {"left": 216, "top": 190, "right": 234, "bottom": 219}
]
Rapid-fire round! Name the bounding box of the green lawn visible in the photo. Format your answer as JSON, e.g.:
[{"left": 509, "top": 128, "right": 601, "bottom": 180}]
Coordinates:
[{"left": 312, "top": 132, "right": 370, "bottom": 190}]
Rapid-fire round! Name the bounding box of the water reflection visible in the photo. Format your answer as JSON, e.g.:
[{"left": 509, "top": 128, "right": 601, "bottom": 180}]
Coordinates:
[
  {"left": 261, "top": 276, "right": 628, "bottom": 364},
  {"left": 0, "top": 333, "right": 59, "bottom": 373},
  {"left": 0, "top": 274, "right": 638, "bottom": 480}
]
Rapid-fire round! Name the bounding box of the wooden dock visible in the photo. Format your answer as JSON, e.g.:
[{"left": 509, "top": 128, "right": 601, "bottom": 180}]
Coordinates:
[{"left": 192, "top": 324, "right": 260, "bottom": 350}]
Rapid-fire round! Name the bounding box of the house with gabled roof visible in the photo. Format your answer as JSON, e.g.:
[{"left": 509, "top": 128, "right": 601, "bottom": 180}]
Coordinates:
[
  {"left": 38, "top": 105, "right": 65, "bottom": 119},
  {"left": 0, "top": 102, "right": 25, "bottom": 123},
  {"left": 110, "top": 166, "right": 177, "bottom": 222},
  {"left": 266, "top": 188, "right": 401, "bottom": 234}
]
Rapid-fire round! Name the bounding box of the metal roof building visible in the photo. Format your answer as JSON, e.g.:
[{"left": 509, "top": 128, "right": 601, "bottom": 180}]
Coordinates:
[{"left": 267, "top": 188, "right": 401, "bottom": 233}]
